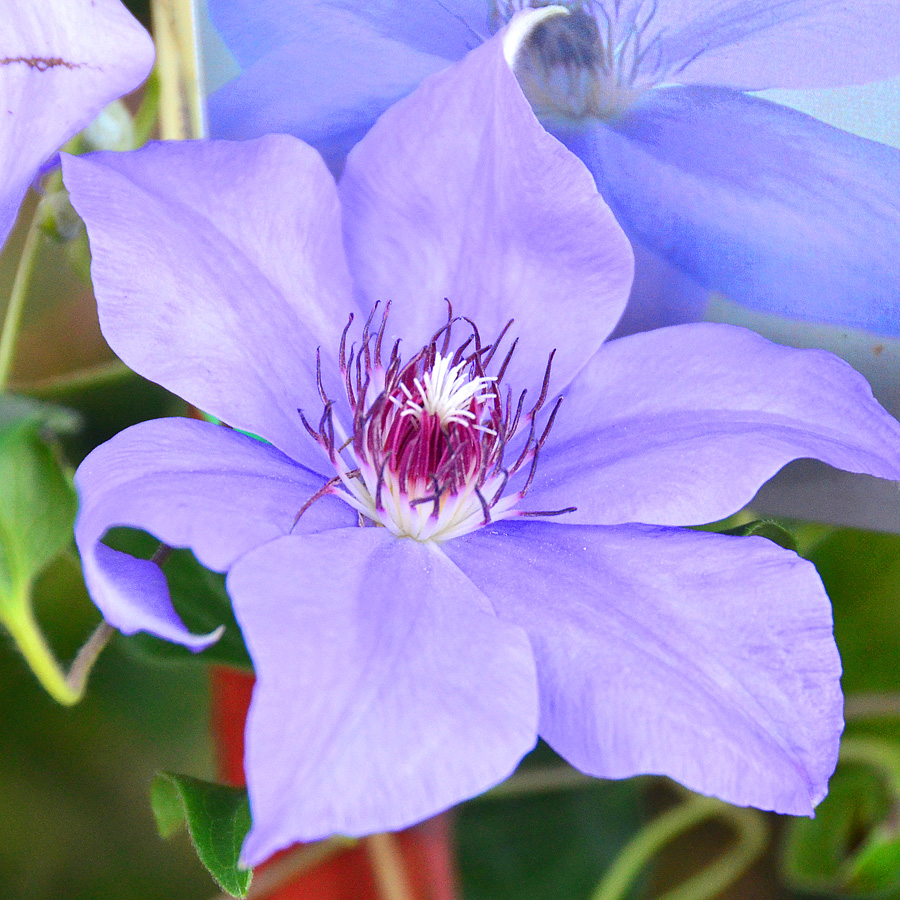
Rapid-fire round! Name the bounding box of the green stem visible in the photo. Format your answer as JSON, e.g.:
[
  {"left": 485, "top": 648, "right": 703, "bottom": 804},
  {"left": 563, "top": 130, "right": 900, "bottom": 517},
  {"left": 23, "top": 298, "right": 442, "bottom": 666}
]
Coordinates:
[
  {"left": 480, "top": 764, "right": 593, "bottom": 800},
  {"left": 4, "top": 602, "right": 79, "bottom": 705},
  {"left": 67, "top": 621, "right": 115, "bottom": 697},
  {"left": 3, "top": 593, "right": 114, "bottom": 706},
  {"left": 15, "top": 359, "right": 134, "bottom": 398},
  {"left": 656, "top": 806, "right": 768, "bottom": 900},
  {"left": 844, "top": 693, "right": 900, "bottom": 722},
  {"left": 591, "top": 794, "right": 768, "bottom": 900},
  {"left": 839, "top": 735, "right": 900, "bottom": 792},
  {"left": 0, "top": 210, "right": 45, "bottom": 391}
]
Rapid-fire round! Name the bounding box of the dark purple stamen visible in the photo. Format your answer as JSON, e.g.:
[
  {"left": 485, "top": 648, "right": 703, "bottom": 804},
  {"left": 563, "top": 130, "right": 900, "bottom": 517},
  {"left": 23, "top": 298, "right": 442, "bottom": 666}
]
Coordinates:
[{"left": 293, "top": 303, "right": 576, "bottom": 536}]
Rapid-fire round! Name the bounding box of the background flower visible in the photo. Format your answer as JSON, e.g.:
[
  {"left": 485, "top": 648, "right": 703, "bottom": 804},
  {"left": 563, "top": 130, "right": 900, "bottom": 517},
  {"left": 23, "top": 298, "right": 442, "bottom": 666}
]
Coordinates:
[
  {"left": 0, "top": 0, "right": 154, "bottom": 251},
  {"left": 205, "top": 0, "right": 900, "bottom": 335},
  {"left": 65, "top": 12, "right": 900, "bottom": 869}
]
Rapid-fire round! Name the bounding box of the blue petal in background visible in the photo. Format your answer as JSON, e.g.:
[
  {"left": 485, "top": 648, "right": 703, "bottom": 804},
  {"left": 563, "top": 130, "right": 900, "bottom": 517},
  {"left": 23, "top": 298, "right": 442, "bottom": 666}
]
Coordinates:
[{"left": 559, "top": 86, "right": 900, "bottom": 336}]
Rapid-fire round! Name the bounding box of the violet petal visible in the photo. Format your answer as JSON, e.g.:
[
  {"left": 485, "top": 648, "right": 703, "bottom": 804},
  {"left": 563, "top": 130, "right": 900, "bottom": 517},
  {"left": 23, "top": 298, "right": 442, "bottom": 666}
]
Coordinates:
[
  {"left": 1, "top": 0, "right": 153, "bottom": 248},
  {"left": 62, "top": 137, "right": 356, "bottom": 468},
  {"left": 339, "top": 19, "right": 634, "bottom": 394},
  {"left": 75, "top": 417, "right": 353, "bottom": 647},
  {"left": 529, "top": 322, "right": 900, "bottom": 527},
  {"left": 445, "top": 520, "right": 842, "bottom": 815},
  {"left": 228, "top": 527, "right": 538, "bottom": 864}
]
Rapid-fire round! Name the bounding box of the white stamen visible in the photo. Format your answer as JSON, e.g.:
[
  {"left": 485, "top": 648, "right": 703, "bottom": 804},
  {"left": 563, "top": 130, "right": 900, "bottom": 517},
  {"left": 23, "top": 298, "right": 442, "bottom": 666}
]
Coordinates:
[{"left": 399, "top": 352, "right": 495, "bottom": 427}]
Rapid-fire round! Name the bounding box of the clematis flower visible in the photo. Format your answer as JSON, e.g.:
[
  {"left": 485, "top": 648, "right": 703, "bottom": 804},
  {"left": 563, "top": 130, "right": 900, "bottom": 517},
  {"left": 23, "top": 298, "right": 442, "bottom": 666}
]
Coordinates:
[
  {"left": 0, "top": 0, "right": 154, "bottom": 251},
  {"left": 66, "top": 14, "right": 900, "bottom": 866},
  {"left": 206, "top": 0, "right": 900, "bottom": 335}
]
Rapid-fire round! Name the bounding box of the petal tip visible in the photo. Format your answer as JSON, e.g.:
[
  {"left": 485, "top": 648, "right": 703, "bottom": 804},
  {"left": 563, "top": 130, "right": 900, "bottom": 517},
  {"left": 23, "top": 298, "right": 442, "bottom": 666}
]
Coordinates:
[{"left": 188, "top": 623, "right": 226, "bottom": 652}]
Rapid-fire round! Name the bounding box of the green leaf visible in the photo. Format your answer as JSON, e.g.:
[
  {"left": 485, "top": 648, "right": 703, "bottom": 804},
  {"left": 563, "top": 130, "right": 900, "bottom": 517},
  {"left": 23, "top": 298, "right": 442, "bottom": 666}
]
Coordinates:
[
  {"left": 0, "top": 395, "right": 82, "bottom": 702},
  {"left": 0, "top": 418, "right": 77, "bottom": 595},
  {"left": 720, "top": 519, "right": 798, "bottom": 553},
  {"left": 151, "top": 773, "right": 252, "bottom": 898},
  {"left": 151, "top": 774, "right": 189, "bottom": 840},
  {"left": 104, "top": 528, "right": 252, "bottom": 669},
  {"left": 457, "top": 744, "right": 645, "bottom": 900},
  {"left": 810, "top": 529, "right": 900, "bottom": 696}
]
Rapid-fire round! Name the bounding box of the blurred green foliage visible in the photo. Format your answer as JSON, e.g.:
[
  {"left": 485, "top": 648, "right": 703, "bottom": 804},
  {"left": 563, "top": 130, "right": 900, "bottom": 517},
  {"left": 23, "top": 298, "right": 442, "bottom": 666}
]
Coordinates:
[
  {"left": 0, "top": 551, "right": 215, "bottom": 899},
  {"left": 457, "top": 743, "right": 645, "bottom": 900},
  {"left": 781, "top": 529, "right": 900, "bottom": 900}
]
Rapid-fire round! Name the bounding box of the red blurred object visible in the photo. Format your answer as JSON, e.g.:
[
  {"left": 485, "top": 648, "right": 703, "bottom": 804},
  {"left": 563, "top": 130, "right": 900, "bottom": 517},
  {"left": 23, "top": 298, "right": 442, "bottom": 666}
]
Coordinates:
[{"left": 210, "top": 667, "right": 459, "bottom": 900}]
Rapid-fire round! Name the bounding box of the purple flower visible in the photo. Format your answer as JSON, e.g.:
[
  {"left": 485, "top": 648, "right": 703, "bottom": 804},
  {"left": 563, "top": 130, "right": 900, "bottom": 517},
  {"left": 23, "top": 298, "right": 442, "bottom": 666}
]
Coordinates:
[
  {"left": 207, "top": 0, "right": 900, "bottom": 335},
  {"left": 0, "top": 0, "right": 154, "bottom": 250},
  {"left": 65, "top": 14, "right": 900, "bottom": 866}
]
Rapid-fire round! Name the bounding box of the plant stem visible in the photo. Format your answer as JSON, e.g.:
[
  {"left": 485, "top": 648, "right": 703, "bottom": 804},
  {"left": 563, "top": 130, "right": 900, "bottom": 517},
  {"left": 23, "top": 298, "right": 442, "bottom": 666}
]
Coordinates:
[
  {"left": 839, "top": 734, "right": 900, "bottom": 791},
  {"left": 150, "top": 0, "right": 207, "bottom": 140},
  {"left": 4, "top": 596, "right": 115, "bottom": 706},
  {"left": 845, "top": 693, "right": 900, "bottom": 721},
  {"left": 14, "top": 359, "right": 134, "bottom": 398},
  {"left": 591, "top": 794, "right": 768, "bottom": 900},
  {"left": 67, "top": 621, "right": 115, "bottom": 696},
  {"left": 656, "top": 806, "right": 768, "bottom": 900},
  {"left": 366, "top": 833, "right": 416, "bottom": 900},
  {"left": 479, "top": 763, "right": 594, "bottom": 800},
  {"left": 0, "top": 212, "right": 45, "bottom": 391},
  {"left": 233, "top": 838, "right": 351, "bottom": 900},
  {"left": 4, "top": 601, "right": 79, "bottom": 704}
]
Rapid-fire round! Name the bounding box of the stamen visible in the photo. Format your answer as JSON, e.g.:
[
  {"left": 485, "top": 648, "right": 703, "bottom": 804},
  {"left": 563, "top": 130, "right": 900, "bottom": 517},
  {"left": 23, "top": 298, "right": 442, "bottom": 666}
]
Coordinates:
[
  {"left": 297, "top": 407, "right": 319, "bottom": 442},
  {"left": 374, "top": 301, "right": 390, "bottom": 368},
  {"left": 481, "top": 319, "right": 514, "bottom": 369},
  {"left": 339, "top": 313, "right": 354, "bottom": 372},
  {"left": 296, "top": 303, "right": 571, "bottom": 541},
  {"left": 518, "top": 506, "right": 577, "bottom": 517},
  {"left": 291, "top": 475, "right": 342, "bottom": 529},
  {"left": 315, "top": 348, "right": 327, "bottom": 404}
]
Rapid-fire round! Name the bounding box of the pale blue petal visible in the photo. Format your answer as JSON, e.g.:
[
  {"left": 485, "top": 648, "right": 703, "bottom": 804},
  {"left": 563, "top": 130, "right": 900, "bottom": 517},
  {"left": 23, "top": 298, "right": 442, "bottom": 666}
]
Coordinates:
[
  {"left": 0, "top": 0, "right": 153, "bottom": 248},
  {"left": 228, "top": 528, "right": 538, "bottom": 865},
  {"left": 207, "top": 0, "right": 486, "bottom": 148},
  {"left": 446, "top": 520, "right": 843, "bottom": 815},
  {"left": 560, "top": 87, "right": 900, "bottom": 335},
  {"left": 76, "top": 417, "right": 353, "bottom": 648},
  {"left": 639, "top": 0, "right": 900, "bottom": 89},
  {"left": 528, "top": 323, "right": 900, "bottom": 527}
]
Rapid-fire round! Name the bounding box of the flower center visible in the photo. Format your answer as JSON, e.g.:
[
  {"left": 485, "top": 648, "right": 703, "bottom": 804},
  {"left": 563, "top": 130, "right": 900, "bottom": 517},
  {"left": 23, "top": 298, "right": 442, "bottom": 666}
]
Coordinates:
[
  {"left": 295, "top": 304, "right": 574, "bottom": 542},
  {"left": 495, "top": 1, "right": 657, "bottom": 122}
]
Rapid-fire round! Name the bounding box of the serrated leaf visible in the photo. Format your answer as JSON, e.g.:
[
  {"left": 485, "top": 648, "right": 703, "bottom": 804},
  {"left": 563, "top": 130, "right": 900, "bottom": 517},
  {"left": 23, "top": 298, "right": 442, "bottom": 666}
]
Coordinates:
[
  {"left": 151, "top": 773, "right": 252, "bottom": 898},
  {"left": 720, "top": 519, "right": 798, "bottom": 553},
  {"left": 105, "top": 528, "right": 252, "bottom": 669}
]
